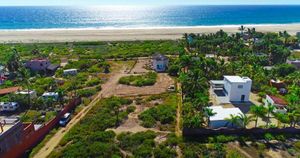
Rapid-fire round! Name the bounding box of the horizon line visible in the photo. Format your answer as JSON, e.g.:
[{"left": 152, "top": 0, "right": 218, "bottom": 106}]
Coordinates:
[{"left": 1, "top": 4, "right": 300, "bottom": 7}]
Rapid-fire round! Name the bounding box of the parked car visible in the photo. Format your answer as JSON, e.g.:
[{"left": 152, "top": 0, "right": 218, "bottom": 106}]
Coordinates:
[
  {"left": 0, "top": 102, "right": 19, "bottom": 112},
  {"left": 59, "top": 113, "right": 71, "bottom": 127}
]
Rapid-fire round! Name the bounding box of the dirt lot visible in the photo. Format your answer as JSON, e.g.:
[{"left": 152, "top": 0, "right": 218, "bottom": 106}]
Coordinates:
[
  {"left": 108, "top": 99, "right": 170, "bottom": 135},
  {"left": 104, "top": 59, "right": 174, "bottom": 98}
]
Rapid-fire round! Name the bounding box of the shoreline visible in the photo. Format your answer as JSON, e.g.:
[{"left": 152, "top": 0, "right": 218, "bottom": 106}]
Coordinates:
[
  {"left": 0, "top": 24, "right": 299, "bottom": 43},
  {"left": 1, "top": 23, "right": 300, "bottom": 32}
]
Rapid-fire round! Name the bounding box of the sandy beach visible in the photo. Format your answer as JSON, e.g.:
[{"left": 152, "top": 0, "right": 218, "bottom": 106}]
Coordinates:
[{"left": 0, "top": 24, "right": 299, "bottom": 43}]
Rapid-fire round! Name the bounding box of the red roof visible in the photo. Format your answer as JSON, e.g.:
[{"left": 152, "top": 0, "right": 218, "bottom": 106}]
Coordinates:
[
  {"left": 0, "top": 86, "right": 22, "bottom": 95},
  {"left": 269, "top": 95, "right": 288, "bottom": 106}
]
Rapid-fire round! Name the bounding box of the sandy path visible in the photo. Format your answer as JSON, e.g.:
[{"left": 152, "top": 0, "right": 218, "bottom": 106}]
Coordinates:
[
  {"left": 33, "top": 67, "right": 127, "bottom": 158},
  {"left": 1, "top": 24, "right": 300, "bottom": 43}
]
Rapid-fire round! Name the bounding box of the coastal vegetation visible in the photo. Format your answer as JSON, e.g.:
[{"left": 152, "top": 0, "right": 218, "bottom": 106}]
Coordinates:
[
  {"left": 49, "top": 97, "right": 133, "bottom": 157},
  {"left": 139, "top": 93, "right": 177, "bottom": 130},
  {"left": 119, "top": 72, "right": 157, "bottom": 87}
]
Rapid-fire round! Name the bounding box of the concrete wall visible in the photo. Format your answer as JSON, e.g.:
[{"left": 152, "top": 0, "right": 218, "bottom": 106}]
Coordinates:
[
  {"left": 0, "top": 121, "right": 23, "bottom": 156},
  {"left": 2, "top": 98, "right": 81, "bottom": 158}
]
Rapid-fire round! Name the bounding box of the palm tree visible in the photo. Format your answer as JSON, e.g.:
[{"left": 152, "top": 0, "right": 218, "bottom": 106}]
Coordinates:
[
  {"left": 266, "top": 104, "right": 276, "bottom": 127},
  {"left": 226, "top": 114, "right": 240, "bottom": 128},
  {"left": 56, "top": 88, "right": 65, "bottom": 109},
  {"left": 250, "top": 105, "right": 266, "bottom": 128},
  {"left": 204, "top": 107, "right": 216, "bottom": 127},
  {"left": 7, "top": 48, "right": 21, "bottom": 73},
  {"left": 18, "top": 67, "right": 31, "bottom": 111},
  {"left": 238, "top": 25, "right": 246, "bottom": 35},
  {"left": 238, "top": 113, "right": 254, "bottom": 128}
]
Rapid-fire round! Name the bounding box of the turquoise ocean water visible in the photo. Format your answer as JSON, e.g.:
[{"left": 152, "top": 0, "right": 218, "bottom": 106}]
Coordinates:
[{"left": 0, "top": 5, "right": 300, "bottom": 29}]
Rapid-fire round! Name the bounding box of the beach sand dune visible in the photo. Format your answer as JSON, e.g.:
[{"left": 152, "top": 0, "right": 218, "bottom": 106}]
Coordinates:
[{"left": 0, "top": 24, "right": 299, "bottom": 43}]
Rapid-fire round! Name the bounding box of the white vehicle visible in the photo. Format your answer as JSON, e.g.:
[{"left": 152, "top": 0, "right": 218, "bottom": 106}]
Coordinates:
[
  {"left": 59, "top": 113, "right": 71, "bottom": 127},
  {"left": 0, "top": 102, "right": 19, "bottom": 112},
  {"left": 168, "top": 85, "right": 176, "bottom": 92}
]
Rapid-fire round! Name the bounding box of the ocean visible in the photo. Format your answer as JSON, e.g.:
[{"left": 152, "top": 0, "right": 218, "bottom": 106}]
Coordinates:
[{"left": 0, "top": 5, "right": 300, "bottom": 30}]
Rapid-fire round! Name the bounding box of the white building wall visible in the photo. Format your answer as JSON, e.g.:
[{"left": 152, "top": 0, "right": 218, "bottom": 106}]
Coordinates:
[{"left": 224, "top": 78, "right": 252, "bottom": 102}]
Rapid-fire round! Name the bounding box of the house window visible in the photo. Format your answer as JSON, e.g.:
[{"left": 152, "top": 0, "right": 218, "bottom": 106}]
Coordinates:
[{"left": 238, "top": 85, "right": 243, "bottom": 89}]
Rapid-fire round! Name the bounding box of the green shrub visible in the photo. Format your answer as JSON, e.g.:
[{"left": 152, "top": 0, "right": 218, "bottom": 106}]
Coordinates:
[
  {"left": 86, "top": 78, "right": 101, "bottom": 87},
  {"left": 119, "top": 72, "right": 157, "bottom": 87},
  {"left": 77, "top": 88, "right": 98, "bottom": 97},
  {"left": 126, "top": 106, "right": 136, "bottom": 113}
]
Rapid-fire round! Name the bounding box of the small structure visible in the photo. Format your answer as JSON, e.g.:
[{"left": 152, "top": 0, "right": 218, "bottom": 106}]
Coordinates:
[
  {"left": 0, "top": 102, "right": 19, "bottom": 112},
  {"left": 0, "top": 118, "right": 24, "bottom": 155},
  {"left": 63, "top": 69, "right": 78, "bottom": 76},
  {"left": 264, "top": 95, "right": 288, "bottom": 113},
  {"left": 210, "top": 76, "right": 252, "bottom": 103},
  {"left": 0, "top": 86, "right": 22, "bottom": 96},
  {"left": 16, "top": 90, "right": 37, "bottom": 98},
  {"left": 152, "top": 54, "right": 169, "bottom": 72},
  {"left": 46, "top": 64, "right": 60, "bottom": 75},
  {"left": 42, "top": 92, "right": 59, "bottom": 101},
  {"left": 270, "top": 79, "right": 285, "bottom": 89},
  {"left": 208, "top": 106, "right": 243, "bottom": 129},
  {"left": 287, "top": 59, "right": 300, "bottom": 69}
]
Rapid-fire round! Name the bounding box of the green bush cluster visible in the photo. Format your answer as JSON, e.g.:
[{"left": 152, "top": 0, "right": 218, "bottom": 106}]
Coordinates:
[
  {"left": 119, "top": 72, "right": 157, "bottom": 87},
  {"left": 117, "top": 131, "right": 177, "bottom": 158},
  {"left": 77, "top": 87, "right": 99, "bottom": 97},
  {"left": 85, "top": 78, "right": 101, "bottom": 87},
  {"left": 139, "top": 93, "right": 177, "bottom": 129},
  {"left": 49, "top": 97, "right": 132, "bottom": 157}
]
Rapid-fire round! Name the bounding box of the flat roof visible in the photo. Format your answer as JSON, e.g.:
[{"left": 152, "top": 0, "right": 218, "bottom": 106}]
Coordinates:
[
  {"left": 210, "top": 80, "right": 225, "bottom": 85},
  {"left": 0, "top": 86, "right": 22, "bottom": 95},
  {"left": 224, "top": 76, "right": 250, "bottom": 83},
  {"left": 208, "top": 106, "right": 243, "bottom": 121}
]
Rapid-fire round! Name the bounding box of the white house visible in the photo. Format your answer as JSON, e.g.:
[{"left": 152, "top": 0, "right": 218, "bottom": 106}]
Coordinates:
[
  {"left": 264, "top": 95, "right": 288, "bottom": 113},
  {"left": 16, "top": 90, "right": 37, "bottom": 98},
  {"left": 63, "top": 69, "right": 78, "bottom": 76},
  {"left": 152, "top": 54, "right": 169, "bottom": 72},
  {"left": 208, "top": 106, "right": 243, "bottom": 129},
  {"left": 42, "top": 92, "right": 59, "bottom": 101},
  {"left": 0, "top": 102, "right": 19, "bottom": 112},
  {"left": 210, "top": 76, "right": 252, "bottom": 102}
]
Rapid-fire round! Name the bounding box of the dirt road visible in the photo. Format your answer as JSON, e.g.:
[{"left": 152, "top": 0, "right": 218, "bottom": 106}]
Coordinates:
[{"left": 33, "top": 68, "right": 127, "bottom": 158}]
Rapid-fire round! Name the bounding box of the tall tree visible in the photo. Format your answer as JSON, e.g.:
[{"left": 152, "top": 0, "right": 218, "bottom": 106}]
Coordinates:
[
  {"left": 204, "top": 107, "right": 216, "bottom": 127},
  {"left": 238, "top": 25, "right": 246, "bottom": 35},
  {"left": 237, "top": 113, "right": 254, "bottom": 128},
  {"left": 7, "top": 48, "right": 21, "bottom": 73},
  {"left": 18, "top": 67, "right": 32, "bottom": 114}
]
